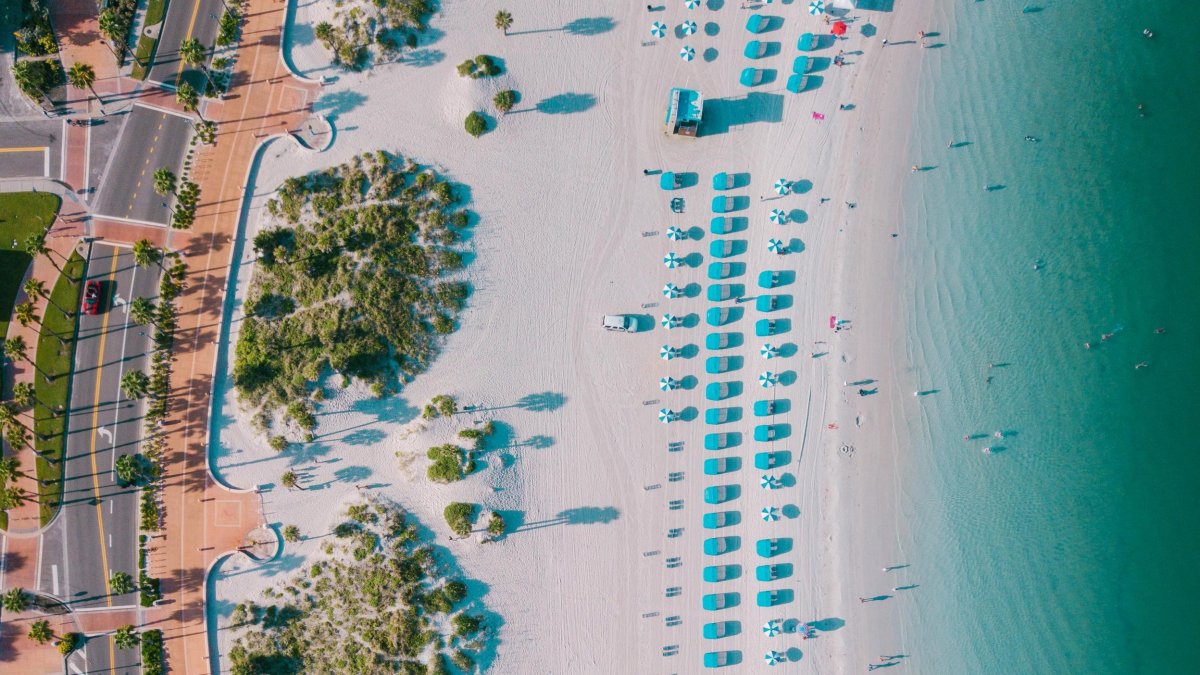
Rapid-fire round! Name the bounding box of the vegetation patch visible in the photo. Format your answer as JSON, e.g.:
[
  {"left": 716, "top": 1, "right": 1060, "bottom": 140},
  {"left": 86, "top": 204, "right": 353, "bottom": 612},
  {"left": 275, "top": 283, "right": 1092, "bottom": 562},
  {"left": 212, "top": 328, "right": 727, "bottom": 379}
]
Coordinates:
[
  {"left": 14, "top": 0, "right": 58, "bottom": 56},
  {"left": 227, "top": 498, "right": 492, "bottom": 674},
  {"left": 314, "top": 0, "right": 433, "bottom": 70},
  {"left": 421, "top": 394, "right": 457, "bottom": 420},
  {"left": 0, "top": 193, "right": 59, "bottom": 341},
  {"left": 464, "top": 111, "right": 488, "bottom": 138},
  {"left": 11, "top": 59, "right": 64, "bottom": 104},
  {"left": 98, "top": 0, "right": 140, "bottom": 64},
  {"left": 31, "top": 251, "right": 84, "bottom": 524},
  {"left": 442, "top": 501, "right": 475, "bottom": 536},
  {"left": 426, "top": 444, "right": 471, "bottom": 483},
  {"left": 141, "top": 629, "right": 164, "bottom": 675},
  {"left": 234, "top": 151, "right": 473, "bottom": 435},
  {"left": 455, "top": 55, "right": 501, "bottom": 79}
]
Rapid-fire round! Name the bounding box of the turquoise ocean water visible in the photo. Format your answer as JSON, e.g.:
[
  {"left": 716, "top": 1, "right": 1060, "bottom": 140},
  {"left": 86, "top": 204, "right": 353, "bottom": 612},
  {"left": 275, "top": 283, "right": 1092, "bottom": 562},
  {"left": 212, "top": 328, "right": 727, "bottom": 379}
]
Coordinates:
[{"left": 897, "top": 1, "right": 1200, "bottom": 672}]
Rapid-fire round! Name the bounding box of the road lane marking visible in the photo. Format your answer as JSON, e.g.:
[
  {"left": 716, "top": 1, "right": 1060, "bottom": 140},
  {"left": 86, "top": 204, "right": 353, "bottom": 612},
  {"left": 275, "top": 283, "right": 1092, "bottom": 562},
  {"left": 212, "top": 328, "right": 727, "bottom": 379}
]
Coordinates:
[
  {"left": 85, "top": 122, "right": 92, "bottom": 193},
  {"left": 97, "top": 427, "right": 113, "bottom": 443},
  {"left": 0, "top": 146, "right": 46, "bottom": 152},
  {"left": 86, "top": 250, "right": 120, "bottom": 606},
  {"left": 52, "top": 564, "right": 59, "bottom": 595}
]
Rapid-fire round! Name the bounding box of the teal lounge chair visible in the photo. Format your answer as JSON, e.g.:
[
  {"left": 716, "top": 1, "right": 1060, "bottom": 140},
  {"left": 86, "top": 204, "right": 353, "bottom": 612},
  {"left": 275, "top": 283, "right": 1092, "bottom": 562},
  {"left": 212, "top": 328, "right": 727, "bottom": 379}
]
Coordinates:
[
  {"left": 797, "top": 32, "right": 814, "bottom": 51},
  {"left": 746, "top": 13, "right": 765, "bottom": 34},
  {"left": 712, "top": 171, "right": 731, "bottom": 190},
  {"left": 793, "top": 55, "right": 810, "bottom": 73},
  {"left": 786, "top": 74, "right": 809, "bottom": 94},
  {"left": 739, "top": 67, "right": 761, "bottom": 87},
  {"left": 744, "top": 40, "right": 764, "bottom": 59}
]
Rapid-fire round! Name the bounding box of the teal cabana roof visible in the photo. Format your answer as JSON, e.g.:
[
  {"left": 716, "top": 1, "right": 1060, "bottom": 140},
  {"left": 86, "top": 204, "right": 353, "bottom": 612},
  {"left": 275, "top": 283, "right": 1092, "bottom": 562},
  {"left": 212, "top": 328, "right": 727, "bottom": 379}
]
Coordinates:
[
  {"left": 746, "top": 13, "right": 765, "bottom": 33},
  {"left": 797, "top": 32, "right": 814, "bottom": 51}
]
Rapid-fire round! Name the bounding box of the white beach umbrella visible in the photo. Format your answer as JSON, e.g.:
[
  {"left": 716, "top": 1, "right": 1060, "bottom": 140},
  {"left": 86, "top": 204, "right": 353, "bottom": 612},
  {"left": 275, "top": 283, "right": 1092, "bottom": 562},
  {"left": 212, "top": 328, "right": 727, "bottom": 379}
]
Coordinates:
[
  {"left": 808, "top": 0, "right": 825, "bottom": 15},
  {"left": 773, "top": 178, "right": 791, "bottom": 195},
  {"left": 660, "top": 345, "right": 680, "bottom": 360},
  {"left": 765, "top": 650, "right": 784, "bottom": 666},
  {"left": 759, "top": 371, "right": 778, "bottom": 388},
  {"left": 680, "top": 45, "right": 696, "bottom": 61},
  {"left": 769, "top": 209, "right": 788, "bottom": 224},
  {"left": 662, "top": 313, "right": 682, "bottom": 329},
  {"left": 681, "top": 20, "right": 698, "bottom": 35},
  {"left": 760, "top": 343, "right": 779, "bottom": 359},
  {"left": 666, "top": 225, "right": 687, "bottom": 240},
  {"left": 650, "top": 21, "right": 667, "bottom": 38},
  {"left": 663, "top": 283, "right": 682, "bottom": 298},
  {"left": 660, "top": 377, "right": 680, "bottom": 391},
  {"left": 659, "top": 408, "right": 679, "bottom": 423},
  {"left": 761, "top": 507, "right": 780, "bottom": 522},
  {"left": 767, "top": 238, "right": 786, "bottom": 253},
  {"left": 685, "top": 0, "right": 700, "bottom": 8},
  {"left": 760, "top": 474, "right": 780, "bottom": 489},
  {"left": 664, "top": 252, "right": 683, "bottom": 268}
]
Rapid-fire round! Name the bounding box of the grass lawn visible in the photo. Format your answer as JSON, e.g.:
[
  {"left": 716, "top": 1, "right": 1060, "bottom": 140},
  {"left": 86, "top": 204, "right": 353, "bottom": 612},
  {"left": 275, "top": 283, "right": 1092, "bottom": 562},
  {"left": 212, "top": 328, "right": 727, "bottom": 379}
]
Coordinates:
[
  {"left": 33, "top": 250, "right": 85, "bottom": 525},
  {"left": 131, "top": 0, "right": 168, "bottom": 81},
  {"left": 0, "top": 192, "right": 61, "bottom": 344}
]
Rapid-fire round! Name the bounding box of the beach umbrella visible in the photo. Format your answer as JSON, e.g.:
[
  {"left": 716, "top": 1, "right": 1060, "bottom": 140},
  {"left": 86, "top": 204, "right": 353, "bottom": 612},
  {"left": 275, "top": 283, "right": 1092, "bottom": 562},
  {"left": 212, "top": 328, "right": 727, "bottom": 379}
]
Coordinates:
[
  {"left": 680, "top": 45, "right": 696, "bottom": 61},
  {"left": 769, "top": 209, "right": 787, "bottom": 224},
  {"left": 660, "top": 377, "right": 680, "bottom": 391},
  {"left": 662, "top": 313, "right": 682, "bottom": 329},
  {"left": 767, "top": 238, "right": 786, "bottom": 254},
  {"left": 663, "top": 283, "right": 682, "bottom": 298},
  {"left": 759, "top": 371, "right": 778, "bottom": 388},
  {"left": 660, "top": 345, "right": 680, "bottom": 360},
  {"left": 765, "top": 650, "right": 784, "bottom": 666},
  {"left": 681, "top": 20, "right": 698, "bottom": 35},
  {"left": 659, "top": 408, "right": 678, "bottom": 423},
  {"left": 685, "top": 0, "right": 700, "bottom": 8},
  {"left": 808, "top": 0, "right": 824, "bottom": 15},
  {"left": 761, "top": 343, "right": 779, "bottom": 359},
  {"left": 773, "top": 178, "right": 791, "bottom": 195},
  {"left": 831, "top": 20, "right": 847, "bottom": 36},
  {"left": 760, "top": 474, "right": 780, "bottom": 489},
  {"left": 761, "top": 507, "right": 780, "bottom": 523},
  {"left": 666, "top": 226, "right": 686, "bottom": 241},
  {"left": 650, "top": 21, "right": 667, "bottom": 38},
  {"left": 664, "top": 252, "right": 683, "bottom": 268}
]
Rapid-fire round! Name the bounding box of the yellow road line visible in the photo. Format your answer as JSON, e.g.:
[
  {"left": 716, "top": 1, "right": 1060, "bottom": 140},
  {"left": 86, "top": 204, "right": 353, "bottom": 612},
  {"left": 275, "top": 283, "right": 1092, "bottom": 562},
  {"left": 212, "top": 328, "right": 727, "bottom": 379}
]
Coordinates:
[
  {"left": 0, "top": 146, "right": 46, "bottom": 153},
  {"left": 175, "top": 0, "right": 205, "bottom": 84},
  {"left": 86, "top": 250, "right": 120, "bottom": 606}
]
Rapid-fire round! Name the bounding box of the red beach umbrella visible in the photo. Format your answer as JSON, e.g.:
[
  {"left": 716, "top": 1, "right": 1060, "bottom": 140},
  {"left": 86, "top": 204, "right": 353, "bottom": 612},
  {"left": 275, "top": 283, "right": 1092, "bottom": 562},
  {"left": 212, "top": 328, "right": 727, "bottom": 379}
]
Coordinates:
[{"left": 831, "top": 20, "right": 847, "bottom": 36}]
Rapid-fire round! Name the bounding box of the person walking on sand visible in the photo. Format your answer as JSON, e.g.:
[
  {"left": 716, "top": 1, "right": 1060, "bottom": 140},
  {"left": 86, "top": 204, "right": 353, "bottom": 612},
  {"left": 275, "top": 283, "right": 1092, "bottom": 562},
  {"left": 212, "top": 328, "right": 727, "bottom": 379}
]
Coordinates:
[
  {"left": 859, "top": 597, "right": 868, "bottom": 603},
  {"left": 882, "top": 38, "right": 889, "bottom": 46}
]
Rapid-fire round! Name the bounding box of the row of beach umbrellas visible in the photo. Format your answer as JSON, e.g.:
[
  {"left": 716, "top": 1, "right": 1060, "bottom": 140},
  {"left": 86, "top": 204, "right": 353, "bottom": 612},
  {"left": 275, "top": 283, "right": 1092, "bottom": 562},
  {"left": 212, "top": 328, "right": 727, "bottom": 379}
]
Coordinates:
[{"left": 650, "top": 20, "right": 698, "bottom": 38}]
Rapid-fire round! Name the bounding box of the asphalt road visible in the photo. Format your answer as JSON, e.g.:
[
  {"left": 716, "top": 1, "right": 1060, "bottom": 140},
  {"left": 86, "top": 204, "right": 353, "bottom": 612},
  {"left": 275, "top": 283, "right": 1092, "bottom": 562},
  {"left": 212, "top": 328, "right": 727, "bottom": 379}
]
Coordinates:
[
  {"left": 0, "top": 118, "right": 62, "bottom": 178},
  {"left": 146, "top": 0, "right": 224, "bottom": 90},
  {"left": 92, "top": 105, "right": 192, "bottom": 225},
  {"left": 57, "top": 243, "right": 158, "bottom": 672}
]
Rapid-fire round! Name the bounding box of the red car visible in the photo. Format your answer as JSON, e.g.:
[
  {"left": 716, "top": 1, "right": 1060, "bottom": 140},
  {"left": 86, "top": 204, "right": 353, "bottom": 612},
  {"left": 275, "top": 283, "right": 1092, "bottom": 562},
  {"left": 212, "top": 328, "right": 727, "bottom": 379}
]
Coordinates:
[{"left": 83, "top": 280, "right": 101, "bottom": 315}]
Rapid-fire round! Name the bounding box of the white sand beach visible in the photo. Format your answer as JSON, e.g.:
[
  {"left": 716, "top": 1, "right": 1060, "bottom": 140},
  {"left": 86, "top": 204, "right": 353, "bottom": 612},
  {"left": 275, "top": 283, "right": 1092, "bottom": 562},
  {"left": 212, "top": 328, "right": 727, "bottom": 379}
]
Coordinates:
[{"left": 212, "top": 0, "right": 946, "bottom": 671}]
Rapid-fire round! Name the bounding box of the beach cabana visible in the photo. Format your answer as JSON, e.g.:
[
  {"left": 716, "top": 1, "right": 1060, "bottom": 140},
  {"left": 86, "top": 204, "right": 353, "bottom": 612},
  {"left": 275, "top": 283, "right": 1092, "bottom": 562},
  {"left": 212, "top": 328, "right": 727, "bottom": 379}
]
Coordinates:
[
  {"left": 757, "top": 563, "right": 791, "bottom": 581},
  {"left": 660, "top": 172, "right": 681, "bottom": 190},
  {"left": 706, "top": 332, "right": 737, "bottom": 350},
  {"left": 756, "top": 538, "right": 784, "bottom": 557},
  {"left": 704, "top": 457, "right": 738, "bottom": 475},
  {"left": 706, "top": 382, "right": 733, "bottom": 401},
  {"left": 758, "top": 270, "right": 781, "bottom": 288},
  {"left": 703, "top": 565, "right": 736, "bottom": 582},
  {"left": 707, "top": 307, "right": 734, "bottom": 326},
  {"left": 709, "top": 239, "right": 736, "bottom": 258},
  {"left": 704, "top": 621, "right": 736, "bottom": 638},
  {"left": 704, "top": 485, "right": 735, "bottom": 504},
  {"left": 708, "top": 262, "right": 733, "bottom": 279},
  {"left": 705, "top": 652, "right": 738, "bottom": 668},
  {"left": 756, "top": 295, "right": 783, "bottom": 312},
  {"left": 712, "top": 195, "right": 733, "bottom": 213},
  {"left": 755, "top": 319, "right": 778, "bottom": 336},
  {"left": 739, "top": 67, "right": 762, "bottom": 87},
  {"left": 702, "top": 592, "right": 735, "bottom": 610},
  {"left": 703, "top": 537, "right": 735, "bottom": 555},
  {"left": 705, "top": 407, "right": 738, "bottom": 425},
  {"left": 746, "top": 13, "right": 766, "bottom": 33},
  {"left": 754, "top": 450, "right": 786, "bottom": 469},
  {"left": 797, "top": 32, "right": 815, "bottom": 51},
  {"left": 712, "top": 172, "right": 731, "bottom": 190},
  {"left": 792, "top": 56, "right": 810, "bottom": 74},
  {"left": 707, "top": 284, "right": 735, "bottom": 302},
  {"left": 703, "top": 512, "right": 737, "bottom": 529},
  {"left": 710, "top": 216, "right": 730, "bottom": 234},
  {"left": 705, "top": 356, "right": 734, "bottom": 374},
  {"left": 744, "top": 40, "right": 765, "bottom": 59},
  {"left": 704, "top": 432, "right": 734, "bottom": 450},
  {"left": 754, "top": 399, "right": 789, "bottom": 417},
  {"left": 786, "top": 74, "right": 810, "bottom": 94}
]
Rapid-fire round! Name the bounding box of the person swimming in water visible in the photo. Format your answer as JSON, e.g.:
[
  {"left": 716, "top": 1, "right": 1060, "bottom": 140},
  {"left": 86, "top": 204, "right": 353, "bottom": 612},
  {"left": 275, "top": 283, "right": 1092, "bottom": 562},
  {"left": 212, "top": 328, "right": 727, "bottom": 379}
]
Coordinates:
[
  {"left": 1024, "top": 135, "right": 1039, "bottom": 142},
  {"left": 1135, "top": 361, "right": 1149, "bottom": 369},
  {"left": 1101, "top": 333, "right": 1114, "bottom": 341},
  {"left": 1154, "top": 327, "right": 1166, "bottom": 334}
]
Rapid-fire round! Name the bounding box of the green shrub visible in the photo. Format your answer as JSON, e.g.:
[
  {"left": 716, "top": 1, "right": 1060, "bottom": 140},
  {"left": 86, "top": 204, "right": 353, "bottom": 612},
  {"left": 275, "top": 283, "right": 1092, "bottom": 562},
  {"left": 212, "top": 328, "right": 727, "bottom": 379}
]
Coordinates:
[
  {"left": 444, "top": 580, "right": 467, "bottom": 603},
  {"left": 443, "top": 502, "right": 475, "bottom": 536},
  {"left": 487, "top": 512, "right": 506, "bottom": 536},
  {"left": 427, "top": 444, "right": 466, "bottom": 483},
  {"left": 451, "top": 612, "right": 481, "bottom": 636},
  {"left": 283, "top": 525, "right": 301, "bottom": 542},
  {"left": 268, "top": 435, "right": 288, "bottom": 452},
  {"left": 464, "top": 111, "right": 487, "bottom": 137},
  {"left": 434, "top": 394, "right": 457, "bottom": 417},
  {"left": 450, "top": 650, "right": 475, "bottom": 671}
]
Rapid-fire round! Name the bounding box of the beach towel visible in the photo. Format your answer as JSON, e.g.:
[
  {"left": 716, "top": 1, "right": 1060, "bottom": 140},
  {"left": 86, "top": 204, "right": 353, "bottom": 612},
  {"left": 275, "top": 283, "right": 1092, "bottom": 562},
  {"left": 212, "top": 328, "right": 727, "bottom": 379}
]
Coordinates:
[{"left": 812, "top": 111, "right": 825, "bottom": 121}]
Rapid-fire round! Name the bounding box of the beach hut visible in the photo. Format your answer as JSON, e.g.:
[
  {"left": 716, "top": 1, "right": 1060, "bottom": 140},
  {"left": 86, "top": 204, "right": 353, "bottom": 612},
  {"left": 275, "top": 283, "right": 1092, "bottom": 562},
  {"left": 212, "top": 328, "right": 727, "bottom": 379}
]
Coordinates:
[
  {"left": 712, "top": 172, "right": 731, "bottom": 190},
  {"left": 665, "top": 87, "right": 703, "bottom": 137},
  {"left": 746, "top": 13, "right": 766, "bottom": 33},
  {"left": 797, "top": 32, "right": 815, "bottom": 51},
  {"left": 739, "top": 68, "right": 762, "bottom": 87},
  {"left": 744, "top": 40, "right": 765, "bottom": 59},
  {"left": 786, "top": 74, "right": 811, "bottom": 94}
]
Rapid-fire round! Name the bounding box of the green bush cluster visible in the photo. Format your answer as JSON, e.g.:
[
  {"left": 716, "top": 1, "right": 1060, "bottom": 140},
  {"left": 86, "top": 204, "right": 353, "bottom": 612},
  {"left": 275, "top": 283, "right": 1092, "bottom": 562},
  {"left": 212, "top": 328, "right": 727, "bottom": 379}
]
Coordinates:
[
  {"left": 314, "top": 0, "right": 432, "bottom": 71},
  {"left": 421, "top": 394, "right": 457, "bottom": 419},
  {"left": 11, "top": 59, "right": 63, "bottom": 103},
  {"left": 14, "top": 0, "right": 58, "bottom": 56},
  {"left": 464, "top": 111, "right": 488, "bottom": 138},
  {"left": 141, "top": 629, "right": 164, "bottom": 675},
  {"left": 236, "top": 152, "right": 472, "bottom": 423},
  {"left": 427, "top": 445, "right": 470, "bottom": 483},
  {"left": 98, "top": 0, "right": 139, "bottom": 61},
  {"left": 217, "top": 5, "right": 241, "bottom": 46},
  {"left": 442, "top": 502, "right": 475, "bottom": 536},
  {"left": 139, "top": 572, "right": 161, "bottom": 607},
  {"left": 486, "top": 511, "right": 506, "bottom": 536},
  {"left": 228, "top": 499, "right": 489, "bottom": 673},
  {"left": 456, "top": 54, "right": 501, "bottom": 79},
  {"left": 457, "top": 420, "right": 495, "bottom": 451},
  {"left": 493, "top": 90, "right": 517, "bottom": 113}
]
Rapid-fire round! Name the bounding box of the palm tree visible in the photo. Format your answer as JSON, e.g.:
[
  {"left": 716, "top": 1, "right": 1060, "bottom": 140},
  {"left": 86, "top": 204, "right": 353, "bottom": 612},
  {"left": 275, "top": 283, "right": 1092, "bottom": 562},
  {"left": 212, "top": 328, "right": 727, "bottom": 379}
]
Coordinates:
[
  {"left": 2, "top": 587, "right": 29, "bottom": 613},
  {"left": 0, "top": 403, "right": 21, "bottom": 432},
  {"left": 132, "top": 239, "right": 161, "bottom": 269},
  {"left": 27, "top": 619, "right": 54, "bottom": 645},
  {"left": 109, "top": 571, "right": 135, "bottom": 595},
  {"left": 113, "top": 624, "right": 139, "bottom": 649},
  {"left": 280, "top": 470, "right": 301, "bottom": 490},
  {"left": 152, "top": 168, "right": 177, "bottom": 198},
  {"left": 0, "top": 457, "right": 25, "bottom": 484},
  {"left": 178, "top": 39, "right": 216, "bottom": 91},
  {"left": 129, "top": 297, "right": 157, "bottom": 327},
  {"left": 175, "top": 82, "right": 202, "bottom": 121},
  {"left": 23, "top": 235, "right": 64, "bottom": 277},
  {"left": 120, "top": 370, "right": 150, "bottom": 400},
  {"left": 14, "top": 302, "right": 66, "bottom": 347},
  {"left": 4, "top": 336, "right": 51, "bottom": 382},
  {"left": 495, "top": 10, "right": 513, "bottom": 35},
  {"left": 23, "top": 278, "right": 71, "bottom": 319},
  {"left": 0, "top": 486, "right": 28, "bottom": 510},
  {"left": 67, "top": 62, "right": 101, "bottom": 104},
  {"left": 314, "top": 22, "right": 334, "bottom": 47},
  {"left": 12, "top": 382, "right": 38, "bottom": 412},
  {"left": 6, "top": 425, "right": 30, "bottom": 453}
]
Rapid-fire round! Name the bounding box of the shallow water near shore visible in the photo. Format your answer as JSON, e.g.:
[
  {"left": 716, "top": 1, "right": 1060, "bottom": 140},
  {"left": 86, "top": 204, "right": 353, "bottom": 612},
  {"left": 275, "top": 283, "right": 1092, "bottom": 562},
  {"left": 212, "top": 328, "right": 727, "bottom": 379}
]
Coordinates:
[{"left": 898, "top": 1, "right": 1200, "bottom": 672}]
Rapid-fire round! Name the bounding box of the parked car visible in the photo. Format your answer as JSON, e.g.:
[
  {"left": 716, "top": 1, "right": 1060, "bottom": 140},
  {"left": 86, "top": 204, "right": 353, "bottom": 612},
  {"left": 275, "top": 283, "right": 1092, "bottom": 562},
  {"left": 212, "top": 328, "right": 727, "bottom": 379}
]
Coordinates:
[{"left": 602, "top": 314, "right": 635, "bottom": 332}]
